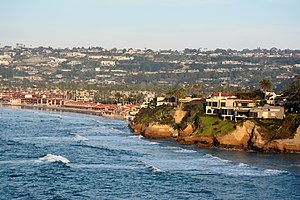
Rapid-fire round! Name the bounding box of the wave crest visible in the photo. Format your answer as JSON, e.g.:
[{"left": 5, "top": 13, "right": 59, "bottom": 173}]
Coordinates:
[
  {"left": 39, "top": 154, "right": 70, "bottom": 164},
  {"left": 73, "top": 134, "right": 89, "bottom": 141}
]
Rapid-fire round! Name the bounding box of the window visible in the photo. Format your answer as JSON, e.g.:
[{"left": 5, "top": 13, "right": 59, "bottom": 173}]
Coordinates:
[
  {"left": 207, "top": 102, "right": 211, "bottom": 106},
  {"left": 213, "top": 109, "right": 219, "bottom": 114},
  {"left": 207, "top": 109, "right": 212, "bottom": 113},
  {"left": 221, "top": 102, "right": 226, "bottom": 107},
  {"left": 241, "top": 103, "right": 248, "bottom": 107},
  {"left": 212, "top": 102, "right": 218, "bottom": 107},
  {"left": 251, "top": 112, "right": 258, "bottom": 118}
]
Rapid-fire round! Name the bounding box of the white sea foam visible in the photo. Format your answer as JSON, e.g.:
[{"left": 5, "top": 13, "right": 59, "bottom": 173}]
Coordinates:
[
  {"left": 264, "top": 169, "right": 288, "bottom": 175},
  {"left": 152, "top": 165, "right": 164, "bottom": 172},
  {"left": 137, "top": 135, "right": 143, "bottom": 139},
  {"left": 147, "top": 141, "right": 159, "bottom": 145},
  {"left": 128, "top": 135, "right": 143, "bottom": 139},
  {"left": 143, "top": 161, "right": 164, "bottom": 172},
  {"left": 199, "top": 154, "right": 287, "bottom": 176},
  {"left": 204, "top": 154, "right": 232, "bottom": 163},
  {"left": 73, "top": 134, "right": 89, "bottom": 141},
  {"left": 174, "top": 148, "right": 197, "bottom": 153},
  {"left": 38, "top": 154, "right": 70, "bottom": 164},
  {"left": 70, "top": 163, "right": 139, "bottom": 170},
  {"left": 238, "top": 163, "right": 249, "bottom": 167}
]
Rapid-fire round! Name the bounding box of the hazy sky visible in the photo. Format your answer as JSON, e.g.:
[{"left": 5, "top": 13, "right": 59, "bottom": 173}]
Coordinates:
[{"left": 1, "top": 0, "right": 299, "bottom": 50}]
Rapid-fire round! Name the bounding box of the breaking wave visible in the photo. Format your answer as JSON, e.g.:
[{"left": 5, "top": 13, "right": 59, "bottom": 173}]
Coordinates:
[
  {"left": 143, "top": 161, "right": 165, "bottom": 173},
  {"left": 73, "top": 134, "right": 89, "bottom": 141},
  {"left": 38, "top": 154, "right": 70, "bottom": 164},
  {"left": 174, "top": 148, "right": 197, "bottom": 153}
]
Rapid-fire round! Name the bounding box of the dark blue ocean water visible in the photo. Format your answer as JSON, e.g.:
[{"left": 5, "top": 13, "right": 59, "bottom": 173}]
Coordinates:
[{"left": 0, "top": 107, "right": 299, "bottom": 200}]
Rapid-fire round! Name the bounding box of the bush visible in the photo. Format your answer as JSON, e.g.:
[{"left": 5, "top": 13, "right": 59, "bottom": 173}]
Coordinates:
[{"left": 133, "top": 105, "right": 174, "bottom": 125}]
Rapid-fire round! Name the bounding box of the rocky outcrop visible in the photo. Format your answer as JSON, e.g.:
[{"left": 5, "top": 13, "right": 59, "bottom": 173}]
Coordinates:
[
  {"left": 180, "top": 123, "right": 194, "bottom": 137},
  {"left": 177, "top": 136, "right": 215, "bottom": 147},
  {"left": 143, "top": 123, "right": 177, "bottom": 139},
  {"left": 178, "top": 120, "right": 300, "bottom": 152},
  {"left": 130, "top": 106, "right": 300, "bottom": 152},
  {"left": 217, "top": 121, "right": 255, "bottom": 150},
  {"left": 265, "top": 126, "right": 300, "bottom": 152},
  {"left": 129, "top": 123, "right": 146, "bottom": 134},
  {"left": 174, "top": 108, "right": 187, "bottom": 124}
]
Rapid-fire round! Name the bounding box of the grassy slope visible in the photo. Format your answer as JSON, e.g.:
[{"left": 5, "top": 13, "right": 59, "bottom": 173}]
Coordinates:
[
  {"left": 133, "top": 105, "right": 174, "bottom": 126},
  {"left": 199, "top": 116, "right": 236, "bottom": 136}
]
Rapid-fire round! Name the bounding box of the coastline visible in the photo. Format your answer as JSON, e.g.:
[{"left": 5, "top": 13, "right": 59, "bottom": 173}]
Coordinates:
[
  {"left": 0, "top": 103, "right": 125, "bottom": 120},
  {"left": 3, "top": 103, "right": 300, "bottom": 153}
]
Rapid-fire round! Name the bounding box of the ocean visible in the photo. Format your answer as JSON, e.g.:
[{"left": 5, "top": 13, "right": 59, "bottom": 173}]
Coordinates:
[{"left": 0, "top": 107, "right": 299, "bottom": 199}]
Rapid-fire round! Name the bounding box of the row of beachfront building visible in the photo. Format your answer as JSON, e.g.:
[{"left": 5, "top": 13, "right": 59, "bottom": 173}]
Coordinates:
[
  {"left": 4, "top": 91, "right": 286, "bottom": 121},
  {"left": 154, "top": 92, "right": 285, "bottom": 120},
  {"left": 6, "top": 97, "right": 140, "bottom": 121}
]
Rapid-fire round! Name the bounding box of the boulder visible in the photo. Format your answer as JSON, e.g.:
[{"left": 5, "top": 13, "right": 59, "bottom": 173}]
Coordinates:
[
  {"left": 266, "top": 126, "right": 300, "bottom": 152},
  {"left": 180, "top": 123, "right": 194, "bottom": 137},
  {"left": 177, "top": 135, "right": 214, "bottom": 147},
  {"left": 143, "top": 123, "right": 175, "bottom": 139},
  {"left": 217, "top": 120, "right": 255, "bottom": 150}
]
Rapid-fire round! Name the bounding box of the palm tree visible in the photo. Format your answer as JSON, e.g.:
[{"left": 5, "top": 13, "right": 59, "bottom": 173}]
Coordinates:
[{"left": 259, "top": 80, "right": 272, "bottom": 92}]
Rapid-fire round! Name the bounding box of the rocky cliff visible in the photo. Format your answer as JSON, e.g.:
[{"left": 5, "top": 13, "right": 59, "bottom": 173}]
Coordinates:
[{"left": 130, "top": 105, "right": 300, "bottom": 153}]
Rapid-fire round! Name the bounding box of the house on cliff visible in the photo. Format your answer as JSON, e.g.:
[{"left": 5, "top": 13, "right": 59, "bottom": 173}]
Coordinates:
[
  {"left": 156, "top": 97, "right": 176, "bottom": 107},
  {"left": 205, "top": 92, "right": 284, "bottom": 120},
  {"left": 205, "top": 92, "right": 257, "bottom": 120},
  {"left": 250, "top": 104, "right": 284, "bottom": 119}
]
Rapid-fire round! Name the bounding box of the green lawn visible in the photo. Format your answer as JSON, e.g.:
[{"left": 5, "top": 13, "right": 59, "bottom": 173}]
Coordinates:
[{"left": 199, "top": 116, "right": 236, "bottom": 136}]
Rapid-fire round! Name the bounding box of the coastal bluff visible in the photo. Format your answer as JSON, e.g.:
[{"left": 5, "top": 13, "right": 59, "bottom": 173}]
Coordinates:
[{"left": 130, "top": 105, "right": 300, "bottom": 153}]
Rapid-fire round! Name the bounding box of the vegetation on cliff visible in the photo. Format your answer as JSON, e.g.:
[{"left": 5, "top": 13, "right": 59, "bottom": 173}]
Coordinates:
[
  {"left": 132, "top": 105, "right": 174, "bottom": 126},
  {"left": 243, "top": 114, "right": 300, "bottom": 140},
  {"left": 199, "top": 116, "right": 236, "bottom": 136},
  {"left": 132, "top": 102, "right": 237, "bottom": 137},
  {"left": 130, "top": 101, "right": 300, "bottom": 152}
]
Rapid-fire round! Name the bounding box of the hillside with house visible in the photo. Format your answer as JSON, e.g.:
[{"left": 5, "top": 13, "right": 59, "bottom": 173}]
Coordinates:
[
  {"left": 130, "top": 78, "right": 300, "bottom": 152},
  {"left": 1, "top": 46, "right": 300, "bottom": 97}
]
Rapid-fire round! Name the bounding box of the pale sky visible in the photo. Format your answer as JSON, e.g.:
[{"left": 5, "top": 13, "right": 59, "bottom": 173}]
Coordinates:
[{"left": 1, "top": 0, "right": 299, "bottom": 50}]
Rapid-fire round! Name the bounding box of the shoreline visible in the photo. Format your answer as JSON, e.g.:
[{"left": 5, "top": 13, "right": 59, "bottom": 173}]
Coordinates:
[
  {"left": 2, "top": 103, "right": 300, "bottom": 154},
  {"left": 0, "top": 104, "right": 125, "bottom": 120}
]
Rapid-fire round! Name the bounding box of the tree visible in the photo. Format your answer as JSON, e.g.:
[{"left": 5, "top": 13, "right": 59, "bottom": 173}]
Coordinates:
[
  {"left": 259, "top": 80, "right": 272, "bottom": 92},
  {"left": 283, "top": 76, "right": 300, "bottom": 112}
]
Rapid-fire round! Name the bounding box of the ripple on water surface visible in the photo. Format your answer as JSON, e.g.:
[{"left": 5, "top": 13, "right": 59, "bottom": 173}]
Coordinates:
[{"left": 0, "top": 107, "right": 299, "bottom": 200}]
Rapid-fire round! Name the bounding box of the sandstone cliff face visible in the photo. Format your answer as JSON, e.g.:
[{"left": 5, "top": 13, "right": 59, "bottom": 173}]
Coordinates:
[
  {"left": 265, "top": 126, "right": 300, "bottom": 152},
  {"left": 180, "top": 120, "right": 300, "bottom": 152},
  {"left": 217, "top": 121, "right": 255, "bottom": 150},
  {"left": 130, "top": 109, "right": 300, "bottom": 152},
  {"left": 180, "top": 123, "right": 194, "bottom": 137},
  {"left": 143, "top": 123, "right": 176, "bottom": 139},
  {"left": 177, "top": 136, "right": 215, "bottom": 147},
  {"left": 174, "top": 108, "right": 187, "bottom": 124}
]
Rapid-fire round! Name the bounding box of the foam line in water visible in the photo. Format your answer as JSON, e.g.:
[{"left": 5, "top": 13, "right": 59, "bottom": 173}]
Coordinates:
[
  {"left": 143, "top": 161, "right": 165, "bottom": 172},
  {"left": 204, "top": 154, "right": 232, "bottom": 163},
  {"left": 128, "top": 135, "right": 144, "bottom": 139},
  {"left": 38, "top": 154, "right": 70, "bottom": 164},
  {"left": 73, "top": 134, "right": 89, "bottom": 141},
  {"left": 147, "top": 141, "right": 159, "bottom": 145},
  {"left": 264, "top": 169, "right": 288, "bottom": 175},
  {"left": 174, "top": 148, "right": 197, "bottom": 153}
]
